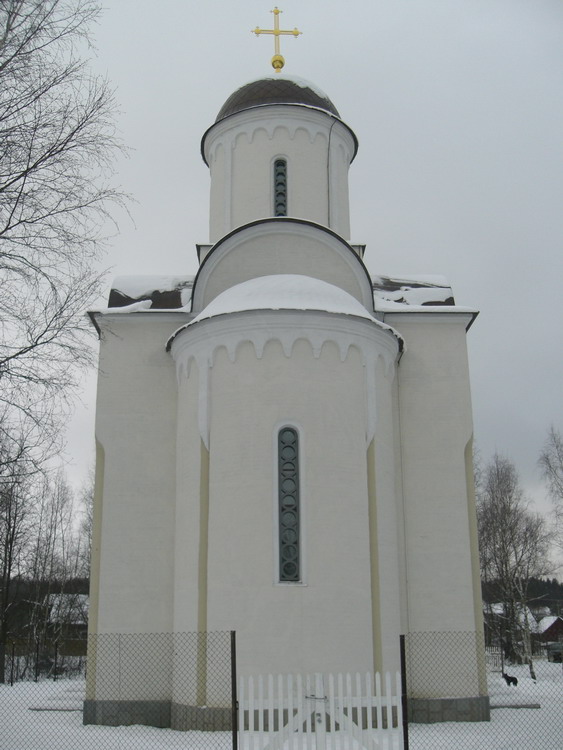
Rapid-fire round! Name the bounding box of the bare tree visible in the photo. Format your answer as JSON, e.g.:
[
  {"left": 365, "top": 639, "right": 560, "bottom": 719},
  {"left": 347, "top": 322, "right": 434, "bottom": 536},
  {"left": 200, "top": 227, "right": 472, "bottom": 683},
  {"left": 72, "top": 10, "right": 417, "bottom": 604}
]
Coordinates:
[
  {"left": 539, "top": 426, "right": 563, "bottom": 538},
  {"left": 477, "top": 454, "right": 552, "bottom": 677},
  {"left": 0, "top": 429, "right": 37, "bottom": 682},
  {"left": 76, "top": 469, "right": 94, "bottom": 578},
  {"left": 26, "top": 471, "right": 81, "bottom": 644},
  {"left": 0, "top": 0, "right": 124, "bottom": 450}
]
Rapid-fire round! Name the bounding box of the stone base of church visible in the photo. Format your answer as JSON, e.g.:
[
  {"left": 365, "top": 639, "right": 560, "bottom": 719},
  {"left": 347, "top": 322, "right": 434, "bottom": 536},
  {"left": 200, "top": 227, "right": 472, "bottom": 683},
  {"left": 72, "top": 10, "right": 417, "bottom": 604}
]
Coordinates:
[
  {"left": 83, "top": 700, "right": 233, "bottom": 731},
  {"left": 408, "top": 695, "right": 490, "bottom": 723},
  {"left": 83, "top": 699, "right": 171, "bottom": 728},
  {"left": 171, "top": 702, "right": 233, "bottom": 731},
  {"left": 84, "top": 696, "right": 489, "bottom": 729}
]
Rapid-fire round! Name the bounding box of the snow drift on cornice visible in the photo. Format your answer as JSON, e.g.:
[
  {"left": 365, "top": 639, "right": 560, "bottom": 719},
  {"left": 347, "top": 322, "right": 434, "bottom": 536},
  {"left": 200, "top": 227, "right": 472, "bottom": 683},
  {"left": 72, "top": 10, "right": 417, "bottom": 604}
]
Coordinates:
[{"left": 189, "top": 275, "right": 378, "bottom": 325}]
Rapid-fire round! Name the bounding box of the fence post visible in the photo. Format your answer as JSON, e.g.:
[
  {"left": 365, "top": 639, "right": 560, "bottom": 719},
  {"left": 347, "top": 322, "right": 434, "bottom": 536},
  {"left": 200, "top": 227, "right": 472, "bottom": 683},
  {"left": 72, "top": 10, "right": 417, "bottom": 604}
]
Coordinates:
[
  {"left": 35, "top": 639, "right": 40, "bottom": 682},
  {"left": 231, "top": 631, "right": 238, "bottom": 750},
  {"left": 400, "top": 635, "right": 409, "bottom": 750},
  {"left": 53, "top": 641, "right": 58, "bottom": 682},
  {"left": 314, "top": 673, "right": 327, "bottom": 750},
  {"left": 10, "top": 642, "right": 15, "bottom": 686}
]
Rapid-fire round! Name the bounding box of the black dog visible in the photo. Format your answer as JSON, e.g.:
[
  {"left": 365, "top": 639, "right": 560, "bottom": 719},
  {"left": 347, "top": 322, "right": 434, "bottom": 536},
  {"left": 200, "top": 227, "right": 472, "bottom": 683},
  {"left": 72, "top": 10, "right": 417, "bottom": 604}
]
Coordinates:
[{"left": 502, "top": 672, "right": 518, "bottom": 686}]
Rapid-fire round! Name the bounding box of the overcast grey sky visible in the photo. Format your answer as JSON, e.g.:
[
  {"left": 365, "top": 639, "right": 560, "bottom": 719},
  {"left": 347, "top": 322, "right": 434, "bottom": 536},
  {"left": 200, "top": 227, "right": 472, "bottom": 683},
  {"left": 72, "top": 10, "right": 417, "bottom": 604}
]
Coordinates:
[{"left": 66, "top": 0, "right": 562, "bottom": 521}]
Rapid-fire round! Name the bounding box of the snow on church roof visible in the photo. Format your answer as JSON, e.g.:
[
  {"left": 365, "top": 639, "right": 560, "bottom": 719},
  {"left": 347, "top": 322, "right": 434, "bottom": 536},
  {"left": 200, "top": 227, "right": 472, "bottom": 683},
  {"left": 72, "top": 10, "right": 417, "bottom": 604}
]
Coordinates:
[
  {"left": 94, "top": 273, "right": 474, "bottom": 322},
  {"left": 372, "top": 275, "right": 455, "bottom": 309},
  {"left": 107, "top": 275, "right": 193, "bottom": 310},
  {"left": 371, "top": 275, "right": 478, "bottom": 325},
  {"left": 188, "top": 275, "right": 380, "bottom": 326}
]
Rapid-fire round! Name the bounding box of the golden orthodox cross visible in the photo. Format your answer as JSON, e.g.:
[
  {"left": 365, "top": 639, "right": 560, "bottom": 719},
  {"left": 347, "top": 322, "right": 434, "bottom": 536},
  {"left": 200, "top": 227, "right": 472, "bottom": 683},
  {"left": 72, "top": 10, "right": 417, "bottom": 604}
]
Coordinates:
[{"left": 252, "top": 7, "right": 302, "bottom": 73}]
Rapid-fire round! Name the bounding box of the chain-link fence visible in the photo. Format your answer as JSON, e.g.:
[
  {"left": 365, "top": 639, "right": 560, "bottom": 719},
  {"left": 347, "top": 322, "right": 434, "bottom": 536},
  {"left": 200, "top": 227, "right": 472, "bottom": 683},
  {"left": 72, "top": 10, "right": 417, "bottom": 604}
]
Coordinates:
[
  {"left": 404, "top": 631, "right": 563, "bottom": 749},
  {"left": 4, "top": 629, "right": 562, "bottom": 749},
  {"left": 0, "top": 631, "right": 235, "bottom": 750},
  {"left": 1, "top": 638, "right": 87, "bottom": 685}
]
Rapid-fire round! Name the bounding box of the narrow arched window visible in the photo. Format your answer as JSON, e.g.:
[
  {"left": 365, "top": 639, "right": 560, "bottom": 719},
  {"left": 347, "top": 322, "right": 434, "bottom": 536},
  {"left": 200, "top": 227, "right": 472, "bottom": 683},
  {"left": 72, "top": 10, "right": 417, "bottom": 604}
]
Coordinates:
[
  {"left": 273, "top": 159, "right": 287, "bottom": 216},
  {"left": 278, "top": 427, "right": 300, "bottom": 582}
]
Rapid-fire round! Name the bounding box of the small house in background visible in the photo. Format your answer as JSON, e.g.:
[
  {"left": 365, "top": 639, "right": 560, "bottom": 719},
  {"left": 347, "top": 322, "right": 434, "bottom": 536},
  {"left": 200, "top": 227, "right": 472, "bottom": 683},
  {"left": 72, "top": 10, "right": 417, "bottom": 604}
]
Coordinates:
[
  {"left": 529, "top": 605, "right": 552, "bottom": 620},
  {"left": 538, "top": 616, "right": 563, "bottom": 643},
  {"left": 45, "top": 594, "right": 89, "bottom": 639},
  {"left": 483, "top": 603, "right": 541, "bottom": 650}
]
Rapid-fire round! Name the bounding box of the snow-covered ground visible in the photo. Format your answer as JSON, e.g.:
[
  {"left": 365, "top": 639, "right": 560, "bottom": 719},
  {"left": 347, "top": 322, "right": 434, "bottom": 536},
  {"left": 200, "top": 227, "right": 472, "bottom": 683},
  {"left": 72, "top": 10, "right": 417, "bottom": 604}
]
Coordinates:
[
  {"left": 1, "top": 661, "right": 562, "bottom": 749},
  {"left": 0, "top": 680, "right": 230, "bottom": 750},
  {"left": 410, "top": 660, "right": 563, "bottom": 749}
]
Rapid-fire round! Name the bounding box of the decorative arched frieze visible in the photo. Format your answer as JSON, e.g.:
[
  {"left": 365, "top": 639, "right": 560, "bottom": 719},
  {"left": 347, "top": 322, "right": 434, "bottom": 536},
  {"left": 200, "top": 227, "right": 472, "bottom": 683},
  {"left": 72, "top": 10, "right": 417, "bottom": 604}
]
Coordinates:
[
  {"left": 232, "top": 124, "right": 329, "bottom": 152},
  {"left": 202, "top": 105, "right": 356, "bottom": 167},
  {"left": 168, "top": 310, "right": 402, "bottom": 449}
]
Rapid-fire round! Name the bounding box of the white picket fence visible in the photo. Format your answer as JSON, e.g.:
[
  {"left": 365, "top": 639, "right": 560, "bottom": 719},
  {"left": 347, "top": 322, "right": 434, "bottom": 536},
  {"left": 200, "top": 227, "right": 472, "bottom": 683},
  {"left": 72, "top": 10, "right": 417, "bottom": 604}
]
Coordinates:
[
  {"left": 485, "top": 646, "right": 503, "bottom": 672},
  {"left": 238, "top": 671, "right": 404, "bottom": 750}
]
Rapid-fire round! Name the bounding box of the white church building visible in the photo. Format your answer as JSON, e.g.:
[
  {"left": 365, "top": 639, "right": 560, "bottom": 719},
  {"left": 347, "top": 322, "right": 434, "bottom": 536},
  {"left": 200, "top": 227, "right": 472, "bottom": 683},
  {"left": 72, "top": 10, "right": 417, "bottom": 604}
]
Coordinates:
[{"left": 85, "top": 74, "right": 488, "bottom": 726}]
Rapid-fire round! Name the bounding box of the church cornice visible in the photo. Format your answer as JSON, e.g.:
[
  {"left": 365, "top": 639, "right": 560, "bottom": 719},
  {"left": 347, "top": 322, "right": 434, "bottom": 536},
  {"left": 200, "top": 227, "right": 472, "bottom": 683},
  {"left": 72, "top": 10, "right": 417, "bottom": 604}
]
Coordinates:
[{"left": 381, "top": 309, "right": 479, "bottom": 333}]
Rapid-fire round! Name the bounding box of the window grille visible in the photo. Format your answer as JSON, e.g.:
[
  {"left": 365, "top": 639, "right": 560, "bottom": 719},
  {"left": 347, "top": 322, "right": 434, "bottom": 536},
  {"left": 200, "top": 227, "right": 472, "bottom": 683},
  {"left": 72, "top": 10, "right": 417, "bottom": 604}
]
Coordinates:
[
  {"left": 274, "top": 159, "right": 287, "bottom": 216},
  {"left": 278, "top": 427, "right": 300, "bottom": 581}
]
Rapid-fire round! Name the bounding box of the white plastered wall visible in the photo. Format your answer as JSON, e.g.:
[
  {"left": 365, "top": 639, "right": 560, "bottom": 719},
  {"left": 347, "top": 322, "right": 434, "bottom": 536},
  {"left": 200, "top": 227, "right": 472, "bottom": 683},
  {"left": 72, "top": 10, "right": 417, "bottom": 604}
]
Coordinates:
[
  {"left": 170, "top": 305, "right": 403, "bottom": 677},
  {"left": 369, "top": 353, "right": 404, "bottom": 676},
  {"left": 230, "top": 128, "right": 330, "bottom": 230},
  {"left": 91, "top": 314, "right": 182, "bottom": 635},
  {"left": 203, "top": 338, "right": 375, "bottom": 676},
  {"left": 173, "top": 363, "right": 202, "bottom": 635},
  {"left": 386, "top": 311, "right": 484, "bottom": 698}
]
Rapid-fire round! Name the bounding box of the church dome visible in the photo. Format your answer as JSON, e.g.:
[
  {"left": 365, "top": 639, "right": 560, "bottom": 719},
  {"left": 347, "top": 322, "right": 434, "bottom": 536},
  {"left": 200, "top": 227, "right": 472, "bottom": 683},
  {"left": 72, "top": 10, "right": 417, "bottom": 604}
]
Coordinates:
[{"left": 215, "top": 75, "right": 340, "bottom": 122}]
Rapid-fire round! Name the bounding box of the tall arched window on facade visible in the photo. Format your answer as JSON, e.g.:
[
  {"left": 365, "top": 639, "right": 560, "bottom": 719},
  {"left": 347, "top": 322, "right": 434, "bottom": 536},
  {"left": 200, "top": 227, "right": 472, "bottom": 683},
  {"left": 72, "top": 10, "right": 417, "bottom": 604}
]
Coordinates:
[
  {"left": 278, "top": 427, "right": 300, "bottom": 582},
  {"left": 274, "top": 159, "right": 287, "bottom": 216}
]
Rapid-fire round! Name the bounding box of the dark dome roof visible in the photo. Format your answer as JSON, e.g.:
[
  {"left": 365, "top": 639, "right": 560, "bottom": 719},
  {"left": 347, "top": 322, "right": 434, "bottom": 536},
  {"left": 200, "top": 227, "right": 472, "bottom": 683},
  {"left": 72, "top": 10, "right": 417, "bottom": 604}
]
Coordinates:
[{"left": 216, "top": 76, "right": 340, "bottom": 122}]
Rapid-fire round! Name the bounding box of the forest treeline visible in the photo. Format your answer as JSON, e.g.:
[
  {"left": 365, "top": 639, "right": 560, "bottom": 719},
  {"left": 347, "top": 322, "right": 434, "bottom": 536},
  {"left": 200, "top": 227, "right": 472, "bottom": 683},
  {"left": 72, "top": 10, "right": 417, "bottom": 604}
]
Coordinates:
[{"left": 482, "top": 576, "right": 563, "bottom": 616}]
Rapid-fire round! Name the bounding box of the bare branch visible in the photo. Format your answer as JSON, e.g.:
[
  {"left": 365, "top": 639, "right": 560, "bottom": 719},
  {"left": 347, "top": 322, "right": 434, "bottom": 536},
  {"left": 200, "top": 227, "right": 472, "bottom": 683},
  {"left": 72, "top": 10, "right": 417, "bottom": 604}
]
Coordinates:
[
  {"left": 0, "top": 0, "right": 125, "bottom": 446},
  {"left": 539, "top": 426, "right": 563, "bottom": 506}
]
